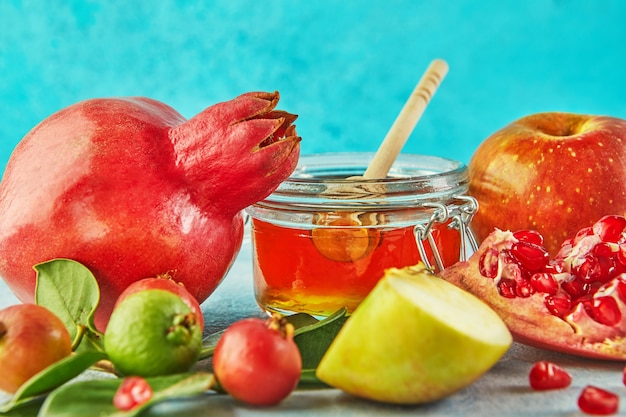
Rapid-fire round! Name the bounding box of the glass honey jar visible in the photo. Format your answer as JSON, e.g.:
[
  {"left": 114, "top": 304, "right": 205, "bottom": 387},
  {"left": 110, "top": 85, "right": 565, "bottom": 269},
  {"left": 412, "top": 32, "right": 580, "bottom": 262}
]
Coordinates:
[{"left": 245, "top": 152, "right": 477, "bottom": 317}]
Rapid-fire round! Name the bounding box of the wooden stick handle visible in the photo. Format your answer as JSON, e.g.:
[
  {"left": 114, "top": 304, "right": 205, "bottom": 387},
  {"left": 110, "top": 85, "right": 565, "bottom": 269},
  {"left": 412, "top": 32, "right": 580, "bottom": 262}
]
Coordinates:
[{"left": 362, "top": 59, "right": 449, "bottom": 179}]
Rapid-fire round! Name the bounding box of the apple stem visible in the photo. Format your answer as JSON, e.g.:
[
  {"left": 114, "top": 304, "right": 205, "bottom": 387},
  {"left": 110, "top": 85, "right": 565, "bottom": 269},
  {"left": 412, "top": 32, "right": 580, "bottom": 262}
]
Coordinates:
[
  {"left": 0, "top": 321, "right": 6, "bottom": 340},
  {"left": 266, "top": 313, "right": 295, "bottom": 340}
]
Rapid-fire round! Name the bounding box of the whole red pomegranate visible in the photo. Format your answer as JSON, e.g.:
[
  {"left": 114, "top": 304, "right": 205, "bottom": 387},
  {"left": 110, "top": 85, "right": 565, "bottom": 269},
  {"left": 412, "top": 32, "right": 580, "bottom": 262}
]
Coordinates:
[
  {"left": 441, "top": 215, "right": 626, "bottom": 360},
  {"left": 468, "top": 112, "right": 626, "bottom": 256},
  {"left": 0, "top": 91, "right": 300, "bottom": 331}
]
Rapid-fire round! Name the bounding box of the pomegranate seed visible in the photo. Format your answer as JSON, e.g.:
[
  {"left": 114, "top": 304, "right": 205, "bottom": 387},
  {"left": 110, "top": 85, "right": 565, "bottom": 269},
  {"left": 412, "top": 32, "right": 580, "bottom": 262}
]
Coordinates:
[
  {"left": 587, "top": 296, "right": 622, "bottom": 327},
  {"left": 577, "top": 386, "right": 619, "bottom": 415},
  {"left": 499, "top": 260, "right": 522, "bottom": 281},
  {"left": 613, "top": 262, "right": 626, "bottom": 277},
  {"left": 545, "top": 293, "right": 572, "bottom": 318},
  {"left": 594, "top": 242, "right": 615, "bottom": 258},
  {"left": 598, "top": 256, "right": 619, "bottom": 282},
  {"left": 513, "top": 229, "right": 544, "bottom": 246},
  {"left": 562, "top": 279, "right": 591, "bottom": 300},
  {"left": 479, "top": 247, "right": 499, "bottom": 279},
  {"left": 575, "top": 255, "right": 600, "bottom": 283},
  {"left": 497, "top": 278, "right": 517, "bottom": 298},
  {"left": 510, "top": 241, "right": 549, "bottom": 271},
  {"left": 574, "top": 226, "right": 594, "bottom": 244},
  {"left": 528, "top": 361, "right": 572, "bottom": 390},
  {"left": 515, "top": 280, "right": 534, "bottom": 298},
  {"left": 529, "top": 273, "right": 559, "bottom": 295},
  {"left": 113, "top": 376, "right": 153, "bottom": 411},
  {"left": 593, "top": 215, "right": 626, "bottom": 243}
]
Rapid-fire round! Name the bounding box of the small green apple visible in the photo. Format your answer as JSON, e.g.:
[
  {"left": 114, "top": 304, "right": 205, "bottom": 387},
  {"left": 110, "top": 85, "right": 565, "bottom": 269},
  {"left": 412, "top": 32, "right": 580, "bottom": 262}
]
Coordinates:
[
  {"left": 315, "top": 263, "right": 512, "bottom": 404},
  {"left": 105, "top": 289, "right": 203, "bottom": 377}
]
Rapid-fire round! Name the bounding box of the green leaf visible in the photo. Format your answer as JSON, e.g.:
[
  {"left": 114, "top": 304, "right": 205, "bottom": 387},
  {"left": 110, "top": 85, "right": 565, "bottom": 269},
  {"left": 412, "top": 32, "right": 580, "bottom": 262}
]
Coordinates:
[
  {"left": 0, "top": 396, "right": 44, "bottom": 417},
  {"left": 0, "top": 351, "right": 108, "bottom": 414},
  {"left": 291, "top": 308, "right": 348, "bottom": 386},
  {"left": 293, "top": 307, "right": 348, "bottom": 369},
  {"left": 38, "top": 373, "right": 215, "bottom": 417},
  {"left": 198, "top": 329, "right": 225, "bottom": 360},
  {"left": 16, "top": 352, "right": 108, "bottom": 402},
  {"left": 200, "top": 312, "right": 320, "bottom": 354},
  {"left": 298, "top": 369, "right": 330, "bottom": 388},
  {"left": 284, "top": 312, "right": 320, "bottom": 329},
  {"left": 34, "top": 259, "right": 103, "bottom": 350}
]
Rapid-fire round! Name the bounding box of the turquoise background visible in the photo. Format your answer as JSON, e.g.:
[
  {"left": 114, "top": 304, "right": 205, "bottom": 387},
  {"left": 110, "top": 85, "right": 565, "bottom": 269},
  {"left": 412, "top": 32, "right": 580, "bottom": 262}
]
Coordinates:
[{"left": 1, "top": 0, "right": 625, "bottom": 171}]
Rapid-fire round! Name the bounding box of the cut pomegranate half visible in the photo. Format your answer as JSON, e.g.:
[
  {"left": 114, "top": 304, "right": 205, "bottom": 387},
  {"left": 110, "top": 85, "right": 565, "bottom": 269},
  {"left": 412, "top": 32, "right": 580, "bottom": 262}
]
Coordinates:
[{"left": 441, "top": 215, "right": 626, "bottom": 360}]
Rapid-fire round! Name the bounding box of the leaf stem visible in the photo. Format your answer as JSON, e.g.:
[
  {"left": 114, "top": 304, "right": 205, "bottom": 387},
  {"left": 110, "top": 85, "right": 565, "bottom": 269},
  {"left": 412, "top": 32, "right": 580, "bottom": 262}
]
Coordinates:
[{"left": 71, "top": 324, "right": 87, "bottom": 351}]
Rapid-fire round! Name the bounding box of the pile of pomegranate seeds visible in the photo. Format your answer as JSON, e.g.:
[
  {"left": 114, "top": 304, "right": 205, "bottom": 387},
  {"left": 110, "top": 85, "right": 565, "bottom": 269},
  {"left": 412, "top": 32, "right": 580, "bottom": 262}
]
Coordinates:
[
  {"left": 529, "top": 361, "right": 622, "bottom": 415},
  {"left": 478, "top": 215, "right": 626, "bottom": 327}
]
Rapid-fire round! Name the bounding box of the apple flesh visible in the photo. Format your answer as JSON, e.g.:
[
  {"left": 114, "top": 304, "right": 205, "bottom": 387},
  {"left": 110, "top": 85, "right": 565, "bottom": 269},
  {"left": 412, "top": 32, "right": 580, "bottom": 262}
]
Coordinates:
[
  {"left": 468, "top": 112, "right": 626, "bottom": 256},
  {"left": 0, "top": 304, "right": 72, "bottom": 394},
  {"left": 315, "top": 263, "right": 512, "bottom": 405}
]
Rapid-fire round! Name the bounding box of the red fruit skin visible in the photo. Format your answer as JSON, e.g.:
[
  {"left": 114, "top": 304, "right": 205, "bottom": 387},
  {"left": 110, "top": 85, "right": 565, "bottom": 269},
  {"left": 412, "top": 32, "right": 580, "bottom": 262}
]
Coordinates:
[
  {"left": 0, "top": 92, "right": 300, "bottom": 331},
  {"left": 440, "top": 230, "right": 626, "bottom": 360},
  {"left": 468, "top": 112, "right": 626, "bottom": 256},
  {"left": 213, "top": 317, "right": 302, "bottom": 406},
  {"left": 0, "top": 304, "right": 72, "bottom": 394},
  {"left": 113, "top": 276, "right": 205, "bottom": 330}
]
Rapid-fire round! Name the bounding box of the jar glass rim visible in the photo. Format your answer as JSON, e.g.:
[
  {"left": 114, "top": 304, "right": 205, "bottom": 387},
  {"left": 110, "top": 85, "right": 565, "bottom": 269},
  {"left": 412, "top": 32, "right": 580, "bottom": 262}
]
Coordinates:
[
  {"left": 286, "top": 152, "right": 466, "bottom": 183},
  {"left": 250, "top": 152, "right": 469, "bottom": 211}
]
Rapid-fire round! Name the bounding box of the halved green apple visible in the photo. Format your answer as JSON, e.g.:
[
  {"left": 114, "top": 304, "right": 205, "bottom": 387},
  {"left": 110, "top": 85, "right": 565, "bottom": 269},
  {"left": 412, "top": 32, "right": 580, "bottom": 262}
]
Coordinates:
[{"left": 316, "top": 263, "right": 512, "bottom": 404}]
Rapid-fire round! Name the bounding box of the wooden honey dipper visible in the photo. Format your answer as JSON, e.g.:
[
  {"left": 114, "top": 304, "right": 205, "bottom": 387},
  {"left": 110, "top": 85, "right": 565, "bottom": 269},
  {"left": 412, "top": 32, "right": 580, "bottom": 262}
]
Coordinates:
[
  {"left": 331, "top": 59, "right": 449, "bottom": 197},
  {"left": 313, "top": 60, "right": 449, "bottom": 262},
  {"left": 361, "top": 58, "right": 449, "bottom": 179}
]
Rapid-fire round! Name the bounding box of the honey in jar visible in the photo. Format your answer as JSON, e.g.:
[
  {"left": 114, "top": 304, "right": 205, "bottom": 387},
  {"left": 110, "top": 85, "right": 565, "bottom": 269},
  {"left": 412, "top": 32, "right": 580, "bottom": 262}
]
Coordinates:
[{"left": 245, "top": 153, "right": 476, "bottom": 317}]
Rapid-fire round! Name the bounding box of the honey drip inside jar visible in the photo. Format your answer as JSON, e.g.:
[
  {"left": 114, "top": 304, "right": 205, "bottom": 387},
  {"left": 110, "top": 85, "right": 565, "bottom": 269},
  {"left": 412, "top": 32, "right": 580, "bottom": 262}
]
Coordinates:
[{"left": 311, "top": 212, "right": 382, "bottom": 262}]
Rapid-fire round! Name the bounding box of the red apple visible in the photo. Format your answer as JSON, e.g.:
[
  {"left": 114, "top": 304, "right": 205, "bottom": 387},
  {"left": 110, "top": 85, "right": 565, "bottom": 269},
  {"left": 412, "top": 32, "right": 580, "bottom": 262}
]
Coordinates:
[
  {"left": 0, "top": 304, "right": 72, "bottom": 393},
  {"left": 468, "top": 112, "right": 626, "bottom": 256}
]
